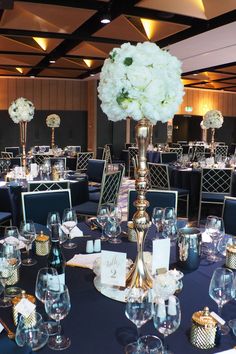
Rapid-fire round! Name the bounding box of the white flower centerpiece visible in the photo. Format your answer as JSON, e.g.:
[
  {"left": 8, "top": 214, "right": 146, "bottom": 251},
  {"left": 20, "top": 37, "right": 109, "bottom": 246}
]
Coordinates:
[
  {"left": 8, "top": 97, "right": 35, "bottom": 169},
  {"left": 202, "top": 110, "right": 224, "bottom": 153},
  {"left": 98, "top": 42, "right": 184, "bottom": 291},
  {"left": 46, "top": 114, "right": 60, "bottom": 148}
]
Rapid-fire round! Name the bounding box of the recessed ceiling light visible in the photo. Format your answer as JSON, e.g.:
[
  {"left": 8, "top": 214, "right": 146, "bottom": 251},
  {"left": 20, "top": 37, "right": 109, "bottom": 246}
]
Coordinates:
[
  {"left": 100, "top": 13, "right": 111, "bottom": 24},
  {"left": 193, "top": 73, "right": 198, "bottom": 76},
  {"left": 90, "top": 73, "right": 95, "bottom": 77},
  {"left": 49, "top": 60, "right": 56, "bottom": 64},
  {"left": 30, "top": 75, "right": 35, "bottom": 78}
]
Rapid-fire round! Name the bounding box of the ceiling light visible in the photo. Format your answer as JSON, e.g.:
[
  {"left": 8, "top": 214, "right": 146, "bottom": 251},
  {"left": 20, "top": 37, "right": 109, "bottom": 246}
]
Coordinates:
[
  {"left": 16, "top": 67, "right": 23, "bottom": 74},
  {"left": 193, "top": 73, "right": 198, "bottom": 76},
  {"left": 30, "top": 75, "right": 35, "bottom": 78},
  {"left": 49, "top": 60, "right": 56, "bottom": 64},
  {"left": 83, "top": 59, "right": 92, "bottom": 68},
  {"left": 33, "top": 37, "right": 47, "bottom": 51},
  {"left": 90, "top": 73, "right": 95, "bottom": 77},
  {"left": 100, "top": 13, "right": 111, "bottom": 24}
]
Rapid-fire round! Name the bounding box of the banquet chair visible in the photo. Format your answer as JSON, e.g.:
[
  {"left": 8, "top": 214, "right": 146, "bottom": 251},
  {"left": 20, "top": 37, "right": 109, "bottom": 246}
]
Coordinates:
[
  {"left": 127, "top": 189, "right": 178, "bottom": 221},
  {"left": 74, "top": 169, "right": 123, "bottom": 218},
  {"left": 128, "top": 147, "right": 138, "bottom": 177},
  {"left": 34, "top": 154, "right": 47, "bottom": 165},
  {"left": 215, "top": 145, "right": 228, "bottom": 158},
  {"left": 148, "top": 162, "right": 189, "bottom": 218},
  {"left": 189, "top": 145, "right": 205, "bottom": 160},
  {"left": 50, "top": 157, "right": 67, "bottom": 170},
  {"left": 125, "top": 143, "right": 136, "bottom": 149},
  {"left": 87, "top": 159, "right": 106, "bottom": 193},
  {"left": 5, "top": 147, "right": 20, "bottom": 157},
  {"left": 22, "top": 189, "right": 72, "bottom": 225},
  {"left": 9, "top": 157, "right": 22, "bottom": 168},
  {"left": 1, "top": 151, "right": 13, "bottom": 158},
  {"left": 76, "top": 152, "right": 94, "bottom": 173},
  {"left": 222, "top": 196, "right": 236, "bottom": 236},
  {"left": 0, "top": 158, "right": 11, "bottom": 173},
  {"left": 0, "top": 187, "right": 13, "bottom": 225},
  {"left": 198, "top": 168, "right": 233, "bottom": 223},
  {"left": 169, "top": 148, "right": 183, "bottom": 160},
  {"left": 28, "top": 180, "right": 69, "bottom": 192},
  {"left": 102, "top": 145, "right": 112, "bottom": 167},
  {"left": 160, "top": 152, "right": 178, "bottom": 164},
  {"left": 66, "top": 145, "right": 81, "bottom": 152}
]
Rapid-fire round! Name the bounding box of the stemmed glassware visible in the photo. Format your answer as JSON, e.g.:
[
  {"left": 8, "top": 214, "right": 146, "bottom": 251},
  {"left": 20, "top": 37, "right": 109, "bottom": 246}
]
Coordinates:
[
  {"left": 20, "top": 220, "right": 37, "bottom": 266},
  {"left": 97, "top": 205, "right": 110, "bottom": 242},
  {"left": 109, "top": 205, "right": 123, "bottom": 224},
  {"left": 104, "top": 217, "right": 122, "bottom": 244},
  {"left": 205, "top": 216, "right": 224, "bottom": 262},
  {"left": 47, "top": 211, "right": 61, "bottom": 231},
  {"left": 35, "top": 267, "right": 60, "bottom": 336},
  {"left": 45, "top": 284, "right": 71, "bottom": 350},
  {"left": 125, "top": 287, "right": 153, "bottom": 339},
  {"left": 209, "top": 267, "right": 234, "bottom": 335},
  {"left": 0, "top": 250, "right": 14, "bottom": 307},
  {"left": 162, "top": 207, "right": 177, "bottom": 241},
  {"left": 3, "top": 243, "right": 22, "bottom": 298},
  {"left": 152, "top": 207, "right": 164, "bottom": 239},
  {"left": 4, "top": 226, "right": 20, "bottom": 247},
  {"left": 153, "top": 296, "right": 181, "bottom": 354},
  {"left": 62, "top": 208, "right": 77, "bottom": 249}
]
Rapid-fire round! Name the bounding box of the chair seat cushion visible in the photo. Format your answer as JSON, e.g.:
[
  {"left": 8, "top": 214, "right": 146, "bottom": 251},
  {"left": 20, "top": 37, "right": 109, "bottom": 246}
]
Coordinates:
[
  {"left": 0, "top": 211, "right": 12, "bottom": 222},
  {"left": 89, "top": 192, "right": 100, "bottom": 202},
  {"left": 73, "top": 201, "right": 98, "bottom": 216},
  {"left": 201, "top": 192, "right": 229, "bottom": 203},
  {"left": 170, "top": 187, "right": 189, "bottom": 196},
  {"left": 88, "top": 186, "right": 101, "bottom": 193}
]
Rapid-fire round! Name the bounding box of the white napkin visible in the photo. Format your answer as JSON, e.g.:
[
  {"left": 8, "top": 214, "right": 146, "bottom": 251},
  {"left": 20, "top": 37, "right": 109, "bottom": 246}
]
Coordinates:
[
  {"left": 67, "top": 253, "right": 101, "bottom": 269},
  {"left": 0, "top": 181, "right": 6, "bottom": 187},
  {"left": 0, "top": 236, "right": 25, "bottom": 249},
  {"left": 60, "top": 225, "right": 83, "bottom": 238},
  {"left": 215, "top": 350, "right": 236, "bottom": 354},
  {"left": 201, "top": 231, "right": 212, "bottom": 243}
]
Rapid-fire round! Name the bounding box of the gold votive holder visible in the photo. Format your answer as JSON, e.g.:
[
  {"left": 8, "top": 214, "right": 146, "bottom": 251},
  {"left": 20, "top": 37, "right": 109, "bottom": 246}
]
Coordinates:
[
  {"left": 6, "top": 266, "right": 20, "bottom": 286},
  {"left": 12, "top": 290, "right": 36, "bottom": 327},
  {"left": 190, "top": 307, "right": 217, "bottom": 349},
  {"left": 226, "top": 244, "right": 236, "bottom": 270},
  {"left": 35, "top": 232, "right": 50, "bottom": 256},
  {"left": 127, "top": 221, "right": 137, "bottom": 242}
]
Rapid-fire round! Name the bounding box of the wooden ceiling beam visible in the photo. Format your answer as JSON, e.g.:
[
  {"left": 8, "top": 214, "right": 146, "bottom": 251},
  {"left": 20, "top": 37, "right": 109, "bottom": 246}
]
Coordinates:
[{"left": 16, "top": 0, "right": 105, "bottom": 11}]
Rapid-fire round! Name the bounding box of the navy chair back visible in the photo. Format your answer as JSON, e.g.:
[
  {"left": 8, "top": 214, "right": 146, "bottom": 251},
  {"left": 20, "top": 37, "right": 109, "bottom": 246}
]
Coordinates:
[
  {"left": 160, "top": 152, "right": 178, "bottom": 164},
  {"left": 28, "top": 181, "right": 69, "bottom": 192},
  {"left": 222, "top": 197, "right": 236, "bottom": 236},
  {"left": 87, "top": 159, "right": 106, "bottom": 183},
  {"left": 5, "top": 147, "right": 20, "bottom": 157},
  {"left": 22, "top": 189, "right": 71, "bottom": 225},
  {"left": 128, "top": 189, "right": 178, "bottom": 221}
]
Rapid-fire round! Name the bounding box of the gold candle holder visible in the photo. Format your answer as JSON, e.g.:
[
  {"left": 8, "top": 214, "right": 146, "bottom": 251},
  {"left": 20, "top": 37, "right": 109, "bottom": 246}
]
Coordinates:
[
  {"left": 35, "top": 232, "right": 50, "bottom": 256},
  {"left": 226, "top": 244, "right": 236, "bottom": 270},
  {"left": 190, "top": 307, "right": 217, "bottom": 349},
  {"left": 12, "top": 290, "right": 36, "bottom": 326}
]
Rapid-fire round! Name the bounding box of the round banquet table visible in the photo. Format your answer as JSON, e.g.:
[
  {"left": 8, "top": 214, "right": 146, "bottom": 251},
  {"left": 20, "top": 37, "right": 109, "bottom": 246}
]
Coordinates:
[{"left": 1, "top": 223, "right": 236, "bottom": 354}]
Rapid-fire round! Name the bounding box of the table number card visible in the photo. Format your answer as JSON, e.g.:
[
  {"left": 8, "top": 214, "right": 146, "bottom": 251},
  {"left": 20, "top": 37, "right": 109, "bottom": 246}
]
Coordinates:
[
  {"left": 152, "top": 238, "right": 170, "bottom": 275},
  {"left": 101, "top": 250, "right": 126, "bottom": 287},
  {"left": 15, "top": 298, "right": 36, "bottom": 318}
]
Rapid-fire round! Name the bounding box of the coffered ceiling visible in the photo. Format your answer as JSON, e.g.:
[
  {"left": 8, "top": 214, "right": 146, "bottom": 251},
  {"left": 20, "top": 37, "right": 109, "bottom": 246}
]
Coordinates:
[{"left": 0, "top": 0, "right": 235, "bottom": 91}]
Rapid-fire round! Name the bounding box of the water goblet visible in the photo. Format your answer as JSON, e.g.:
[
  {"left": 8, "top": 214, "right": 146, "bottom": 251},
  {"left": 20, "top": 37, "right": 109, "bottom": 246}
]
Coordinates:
[
  {"left": 104, "top": 217, "right": 122, "bottom": 244},
  {"left": 153, "top": 296, "right": 181, "bottom": 354},
  {"left": 125, "top": 287, "right": 153, "bottom": 339},
  {"left": 35, "top": 267, "right": 60, "bottom": 336},
  {"left": 152, "top": 207, "right": 164, "bottom": 239},
  {"left": 45, "top": 284, "right": 71, "bottom": 350},
  {"left": 109, "top": 205, "right": 123, "bottom": 224},
  {"left": 162, "top": 207, "right": 177, "bottom": 241},
  {"left": 0, "top": 251, "right": 14, "bottom": 307},
  {"left": 97, "top": 205, "right": 110, "bottom": 241},
  {"left": 138, "top": 335, "right": 164, "bottom": 354},
  {"left": 20, "top": 220, "right": 37, "bottom": 266},
  {"left": 15, "top": 312, "right": 49, "bottom": 351},
  {"left": 209, "top": 267, "right": 234, "bottom": 335},
  {"left": 47, "top": 211, "right": 61, "bottom": 231},
  {"left": 4, "top": 226, "right": 20, "bottom": 247},
  {"left": 2, "top": 243, "right": 22, "bottom": 298},
  {"left": 205, "top": 216, "right": 223, "bottom": 262},
  {"left": 62, "top": 208, "right": 77, "bottom": 249}
]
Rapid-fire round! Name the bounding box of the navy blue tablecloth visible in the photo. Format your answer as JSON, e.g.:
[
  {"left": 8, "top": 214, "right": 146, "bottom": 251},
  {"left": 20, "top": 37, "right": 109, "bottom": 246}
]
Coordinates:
[{"left": 1, "top": 223, "right": 236, "bottom": 354}]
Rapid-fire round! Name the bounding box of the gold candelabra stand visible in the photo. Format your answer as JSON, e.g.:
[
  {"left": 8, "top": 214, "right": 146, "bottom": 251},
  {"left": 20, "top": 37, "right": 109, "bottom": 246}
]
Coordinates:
[
  {"left": 210, "top": 128, "right": 215, "bottom": 156},
  {"left": 126, "top": 118, "right": 153, "bottom": 290},
  {"left": 19, "top": 121, "right": 27, "bottom": 169},
  {"left": 51, "top": 127, "right": 55, "bottom": 149}
]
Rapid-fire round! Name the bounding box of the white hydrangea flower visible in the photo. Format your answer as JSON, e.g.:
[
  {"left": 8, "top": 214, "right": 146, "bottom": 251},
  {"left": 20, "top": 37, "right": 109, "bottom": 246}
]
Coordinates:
[
  {"left": 8, "top": 97, "right": 35, "bottom": 123},
  {"left": 202, "top": 110, "right": 224, "bottom": 129},
  {"left": 97, "top": 42, "right": 184, "bottom": 124},
  {"left": 46, "top": 114, "right": 61, "bottom": 128}
]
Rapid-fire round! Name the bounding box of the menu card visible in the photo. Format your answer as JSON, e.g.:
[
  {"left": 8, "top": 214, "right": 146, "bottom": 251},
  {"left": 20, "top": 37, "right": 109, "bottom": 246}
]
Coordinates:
[
  {"left": 101, "top": 250, "right": 126, "bottom": 287},
  {"left": 152, "top": 238, "right": 170, "bottom": 275}
]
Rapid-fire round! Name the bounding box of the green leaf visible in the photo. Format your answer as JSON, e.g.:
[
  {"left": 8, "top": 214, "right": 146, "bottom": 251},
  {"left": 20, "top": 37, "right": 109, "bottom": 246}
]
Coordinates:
[
  {"left": 109, "top": 51, "right": 117, "bottom": 63},
  {"left": 123, "top": 57, "right": 133, "bottom": 66}
]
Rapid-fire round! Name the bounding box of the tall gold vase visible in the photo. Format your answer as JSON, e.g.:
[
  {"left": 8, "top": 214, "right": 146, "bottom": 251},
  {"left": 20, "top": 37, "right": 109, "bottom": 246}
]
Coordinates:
[
  {"left": 210, "top": 128, "right": 215, "bottom": 156},
  {"left": 19, "top": 121, "right": 27, "bottom": 169},
  {"left": 126, "top": 118, "right": 153, "bottom": 290},
  {"left": 51, "top": 127, "right": 55, "bottom": 149}
]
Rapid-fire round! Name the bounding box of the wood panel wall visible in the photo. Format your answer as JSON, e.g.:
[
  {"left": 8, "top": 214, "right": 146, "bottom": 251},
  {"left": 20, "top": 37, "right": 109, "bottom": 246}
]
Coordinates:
[
  {"left": 178, "top": 87, "right": 236, "bottom": 117},
  {"left": 0, "top": 77, "right": 87, "bottom": 111}
]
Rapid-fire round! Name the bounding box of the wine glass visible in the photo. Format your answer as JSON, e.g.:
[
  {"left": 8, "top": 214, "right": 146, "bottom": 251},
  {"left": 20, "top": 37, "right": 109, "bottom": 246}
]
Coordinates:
[
  {"left": 162, "top": 207, "right": 177, "bottom": 241},
  {"left": 104, "top": 217, "right": 122, "bottom": 244},
  {"left": 138, "top": 335, "right": 164, "bottom": 354},
  {"left": 209, "top": 267, "right": 234, "bottom": 335},
  {"left": 62, "top": 208, "right": 77, "bottom": 249},
  {"left": 0, "top": 250, "right": 14, "bottom": 307},
  {"left": 47, "top": 211, "right": 61, "bottom": 231},
  {"left": 35, "top": 267, "right": 60, "bottom": 336},
  {"left": 4, "top": 226, "right": 20, "bottom": 247},
  {"left": 153, "top": 296, "right": 181, "bottom": 354},
  {"left": 205, "top": 216, "right": 223, "bottom": 262},
  {"left": 109, "top": 205, "right": 123, "bottom": 224},
  {"left": 97, "top": 205, "right": 110, "bottom": 241},
  {"left": 2, "top": 243, "right": 22, "bottom": 298},
  {"left": 20, "top": 220, "right": 37, "bottom": 266},
  {"left": 152, "top": 207, "right": 164, "bottom": 239},
  {"left": 125, "top": 287, "right": 152, "bottom": 339},
  {"left": 15, "top": 312, "right": 49, "bottom": 351},
  {"left": 45, "top": 284, "right": 71, "bottom": 350}
]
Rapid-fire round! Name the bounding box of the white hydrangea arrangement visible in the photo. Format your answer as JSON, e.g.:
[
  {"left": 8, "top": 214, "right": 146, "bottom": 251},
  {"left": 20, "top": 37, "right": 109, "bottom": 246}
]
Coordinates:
[
  {"left": 8, "top": 97, "right": 35, "bottom": 123},
  {"left": 46, "top": 114, "right": 60, "bottom": 128},
  {"left": 202, "top": 110, "right": 224, "bottom": 129},
  {"left": 97, "top": 42, "right": 184, "bottom": 124}
]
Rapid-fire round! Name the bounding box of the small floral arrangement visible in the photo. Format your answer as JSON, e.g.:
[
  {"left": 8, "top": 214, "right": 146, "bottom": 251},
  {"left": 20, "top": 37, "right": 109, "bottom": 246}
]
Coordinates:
[
  {"left": 97, "top": 42, "right": 184, "bottom": 124},
  {"left": 46, "top": 114, "right": 60, "bottom": 128},
  {"left": 202, "top": 110, "right": 224, "bottom": 129},
  {"left": 8, "top": 97, "right": 35, "bottom": 123}
]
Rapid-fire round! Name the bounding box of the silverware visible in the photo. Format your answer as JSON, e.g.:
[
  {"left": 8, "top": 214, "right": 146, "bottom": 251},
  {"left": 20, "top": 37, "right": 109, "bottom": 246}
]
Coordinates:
[{"left": 0, "top": 318, "right": 15, "bottom": 339}]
